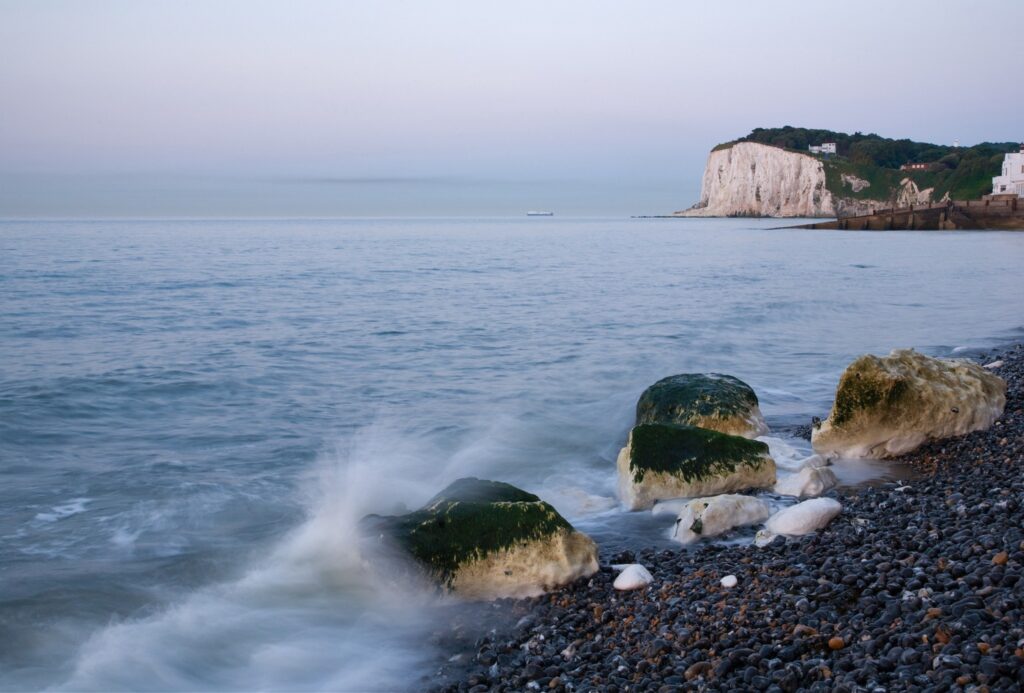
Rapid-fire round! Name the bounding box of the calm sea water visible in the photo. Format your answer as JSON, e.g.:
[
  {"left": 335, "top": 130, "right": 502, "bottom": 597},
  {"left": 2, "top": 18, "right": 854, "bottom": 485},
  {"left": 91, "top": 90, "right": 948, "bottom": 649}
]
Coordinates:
[{"left": 2, "top": 217, "right": 1023, "bottom": 690}]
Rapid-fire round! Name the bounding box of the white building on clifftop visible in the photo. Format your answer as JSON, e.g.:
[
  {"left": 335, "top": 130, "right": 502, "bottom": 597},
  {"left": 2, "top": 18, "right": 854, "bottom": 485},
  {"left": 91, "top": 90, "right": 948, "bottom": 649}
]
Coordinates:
[
  {"left": 808, "top": 142, "right": 836, "bottom": 155},
  {"left": 992, "top": 145, "right": 1024, "bottom": 197}
]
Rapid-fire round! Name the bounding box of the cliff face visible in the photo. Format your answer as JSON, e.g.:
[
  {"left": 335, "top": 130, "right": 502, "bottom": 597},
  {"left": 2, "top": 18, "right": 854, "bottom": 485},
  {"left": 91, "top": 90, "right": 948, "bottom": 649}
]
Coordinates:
[
  {"left": 678, "top": 142, "right": 833, "bottom": 217},
  {"left": 677, "top": 142, "right": 934, "bottom": 218}
]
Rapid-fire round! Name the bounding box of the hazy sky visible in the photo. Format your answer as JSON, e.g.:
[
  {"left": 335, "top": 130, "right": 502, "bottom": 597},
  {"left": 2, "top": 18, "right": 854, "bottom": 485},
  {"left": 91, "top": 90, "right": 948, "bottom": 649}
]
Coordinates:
[{"left": 1, "top": 0, "right": 1021, "bottom": 216}]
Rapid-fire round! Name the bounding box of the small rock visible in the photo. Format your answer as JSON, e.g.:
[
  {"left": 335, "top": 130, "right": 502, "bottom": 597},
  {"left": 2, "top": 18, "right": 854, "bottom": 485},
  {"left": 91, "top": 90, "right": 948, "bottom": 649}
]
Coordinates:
[
  {"left": 684, "top": 661, "right": 712, "bottom": 681},
  {"left": 993, "top": 551, "right": 1008, "bottom": 565},
  {"left": 720, "top": 574, "right": 738, "bottom": 588},
  {"left": 829, "top": 637, "right": 845, "bottom": 651},
  {"left": 613, "top": 564, "right": 653, "bottom": 591}
]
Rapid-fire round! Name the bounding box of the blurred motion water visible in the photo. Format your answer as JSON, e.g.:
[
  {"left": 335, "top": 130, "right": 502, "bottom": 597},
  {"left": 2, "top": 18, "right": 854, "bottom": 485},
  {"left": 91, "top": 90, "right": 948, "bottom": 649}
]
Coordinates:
[{"left": 2, "top": 217, "right": 1022, "bottom": 690}]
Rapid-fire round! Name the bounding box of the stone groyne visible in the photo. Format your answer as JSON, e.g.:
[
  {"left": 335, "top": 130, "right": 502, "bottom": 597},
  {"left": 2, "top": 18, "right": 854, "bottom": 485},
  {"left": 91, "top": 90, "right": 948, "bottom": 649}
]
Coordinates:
[{"left": 794, "top": 198, "right": 1024, "bottom": 231}]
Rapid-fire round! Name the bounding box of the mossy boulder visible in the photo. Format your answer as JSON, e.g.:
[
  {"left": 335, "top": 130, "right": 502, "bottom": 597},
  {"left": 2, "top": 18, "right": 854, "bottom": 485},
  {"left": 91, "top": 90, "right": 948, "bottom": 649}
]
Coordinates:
[
  {"left": 636, "top": 373, "right": 768, "bottom": 438},
  {"left": 616, "top": 423, "right": 776, "bottom": 510},
  {"left": 812, "top": 349, "right": 1006, "bottom": 459},
  {"left": 363, "top": 478, "right": 598, "bottom": 599}
]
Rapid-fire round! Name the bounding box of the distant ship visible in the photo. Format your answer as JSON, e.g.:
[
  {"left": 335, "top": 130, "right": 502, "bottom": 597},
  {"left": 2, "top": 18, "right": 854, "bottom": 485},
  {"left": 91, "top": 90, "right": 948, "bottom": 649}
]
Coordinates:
[{"left": 526, "top": 211, "right": 554, "bottom": 216}]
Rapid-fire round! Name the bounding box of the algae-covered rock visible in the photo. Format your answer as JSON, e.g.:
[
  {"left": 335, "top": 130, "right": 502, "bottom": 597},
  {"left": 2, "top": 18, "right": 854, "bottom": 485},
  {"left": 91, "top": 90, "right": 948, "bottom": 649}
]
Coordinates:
[
  {"left": 616, "top": 423, "right": 776, "bottom": 510},
  {"left": 364, "top": 478, "right": 598, "bottom": 599},
  {"left": 636, "top": 373, "right": 768, "bottom": 438},
  {"left": 812, "top": 349, "right": 1006, "bottom": 459}
]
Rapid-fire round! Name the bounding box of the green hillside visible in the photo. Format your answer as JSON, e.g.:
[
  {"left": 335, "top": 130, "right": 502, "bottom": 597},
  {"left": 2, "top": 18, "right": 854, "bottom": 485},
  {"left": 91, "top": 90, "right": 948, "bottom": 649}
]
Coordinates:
[{"left": 722, "top": 127, "right": 1018, "bottom": 202}]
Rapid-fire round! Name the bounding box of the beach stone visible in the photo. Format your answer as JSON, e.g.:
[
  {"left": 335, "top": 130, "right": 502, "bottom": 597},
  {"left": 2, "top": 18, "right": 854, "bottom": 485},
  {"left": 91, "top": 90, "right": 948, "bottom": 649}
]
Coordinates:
[
  {"left": 755, "top": 498, "right": 841, "bottom": 546},
  {"left": 812, "top": 349, "right": 1006, "bottom": 459},
  {"left": 435, "top": 344, "right": 1024, "bottom": 693},
  {"left": 617, "top": 423, "right": 776, "bottom": 511},
  {"left": 671, "top": 494, "right": 771, "bottom": 544},
  {"left": 362, "top": 477, "right": 598, "bottom": 600},
  {"left": 612, "top": 564, "right": 653, "bottom": 591},
  {"left": 774, "top": 465, "right": 838, "bottom": 498},
  {"left": 721, "top": 574, "right": 738, "bottom": 588},
  {"left": 635, "top": 373, "right": 769, "bottom": 438}
]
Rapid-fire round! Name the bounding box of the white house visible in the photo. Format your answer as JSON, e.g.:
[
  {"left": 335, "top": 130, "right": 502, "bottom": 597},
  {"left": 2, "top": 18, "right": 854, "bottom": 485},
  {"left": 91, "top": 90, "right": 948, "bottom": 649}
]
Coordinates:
[
  {"left": 808, "top": 142, "right": 837, "bottom": 155},
  {"left": 992, "top": 145, "right": 1024, "bottom": 197}
]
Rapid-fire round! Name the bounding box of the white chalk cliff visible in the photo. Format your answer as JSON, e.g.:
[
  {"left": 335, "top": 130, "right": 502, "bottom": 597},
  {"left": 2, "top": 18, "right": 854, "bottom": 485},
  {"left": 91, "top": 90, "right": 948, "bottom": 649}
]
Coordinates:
[{"left": 677, "top": 142, "right": 935, "bottom": 218}]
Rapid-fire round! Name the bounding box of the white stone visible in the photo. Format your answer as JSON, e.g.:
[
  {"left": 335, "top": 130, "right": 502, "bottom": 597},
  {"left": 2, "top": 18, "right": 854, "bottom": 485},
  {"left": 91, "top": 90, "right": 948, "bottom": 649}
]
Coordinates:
[
  {"left": 756, "top": 498, "right": 842, "bottom": 546},
  {"left": 613, "top": 563, "right": 653, "bottom": 591},
  {"left": 720, "top": 574, "right": 738, "bottom": 588},
  {"left": 774, "top": 465, "right": 838, "bottom": 498},
  {"left": 812, "top": 349, "right": 1007, "bottom": 459},
  {"left": 671, "top": 494, "right": 771, "bottom": 544},
  {"left": 984, "top": 360, "right": 1004, "bottom": 369}
]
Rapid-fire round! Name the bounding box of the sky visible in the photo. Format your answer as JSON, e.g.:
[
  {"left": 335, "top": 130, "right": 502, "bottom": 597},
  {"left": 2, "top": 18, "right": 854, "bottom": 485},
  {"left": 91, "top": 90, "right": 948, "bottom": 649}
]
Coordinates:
[{"left": 1, "top": 0, "right": 1021, "bottom": 216}]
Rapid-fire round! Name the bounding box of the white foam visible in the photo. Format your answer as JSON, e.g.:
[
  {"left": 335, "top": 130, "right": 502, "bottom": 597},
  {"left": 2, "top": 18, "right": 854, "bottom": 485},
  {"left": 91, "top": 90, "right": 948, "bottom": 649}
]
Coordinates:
[
  {"left": 758, "top": 435, "right": 815, "bottom": 472},
  {"left": 34, "top": 497, "right": 91, "bottom": 523},
  {"left": 57, "top": 423, "right": 498, "bottom": 691}
]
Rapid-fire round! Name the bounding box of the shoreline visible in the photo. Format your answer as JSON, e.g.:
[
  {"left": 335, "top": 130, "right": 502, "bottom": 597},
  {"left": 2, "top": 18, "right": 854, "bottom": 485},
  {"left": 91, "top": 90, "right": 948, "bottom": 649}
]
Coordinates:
[{"left": 431, "top": 343, "right": 1024, "bottom": 692}]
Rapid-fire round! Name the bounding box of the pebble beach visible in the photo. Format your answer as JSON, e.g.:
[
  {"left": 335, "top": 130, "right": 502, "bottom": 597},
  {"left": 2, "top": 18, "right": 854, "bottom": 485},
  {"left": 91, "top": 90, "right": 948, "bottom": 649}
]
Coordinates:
[{"left": 435, "top": 345, "right": 1024, "bottom": 692}]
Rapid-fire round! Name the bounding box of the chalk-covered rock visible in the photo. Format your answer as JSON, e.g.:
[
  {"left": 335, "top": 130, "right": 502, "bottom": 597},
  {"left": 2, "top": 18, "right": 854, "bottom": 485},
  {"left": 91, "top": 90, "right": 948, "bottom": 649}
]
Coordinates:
[
  {"left": 774, "top": 465, "right": 838, "bottom": 498},
  {"left": 363, "top": 478, "right": 598, "bottom": 600},
  {"left": 675, "top": 141, "right": 933, "bottom": 219},
  {"left": 613, "top": 563, "right": 653, "bottom": 590},
  {"left": 636, "top": 373, "right": 768, "bottom": 438},
  {"left": 617, "top": 423, "right": 776, "bottom": 511},
  {"left": 671, "top": 494, "right": 771, "bottom": 544},
  {"left": 812, "top": 349, "right": 1006, "bottom": 459},
  {"left": 755, "top": 497, "right": 842, "bottom": 546}
]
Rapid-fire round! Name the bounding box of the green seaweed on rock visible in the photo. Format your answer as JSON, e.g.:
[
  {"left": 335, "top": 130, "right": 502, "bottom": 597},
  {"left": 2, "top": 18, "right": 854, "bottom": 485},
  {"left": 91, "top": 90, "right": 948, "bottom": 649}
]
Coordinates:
[
  {"left": 636, "top": 373, "right": 760, "bottom": 427},
  {"left": 368, "top": 477, "right": 573, "bottom": 587},
  {"left": 628, "top": 423, "right": 770, "bottom": 484},
  {"left": 829, "top": 356, "right": 911, "bottom": 428}
]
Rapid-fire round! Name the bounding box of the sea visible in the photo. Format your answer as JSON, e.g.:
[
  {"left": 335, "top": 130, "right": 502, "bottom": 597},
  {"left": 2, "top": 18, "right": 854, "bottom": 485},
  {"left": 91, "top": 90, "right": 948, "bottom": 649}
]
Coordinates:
[{"left": 2, "top": 216, "right": 1023, "bottom": 691}]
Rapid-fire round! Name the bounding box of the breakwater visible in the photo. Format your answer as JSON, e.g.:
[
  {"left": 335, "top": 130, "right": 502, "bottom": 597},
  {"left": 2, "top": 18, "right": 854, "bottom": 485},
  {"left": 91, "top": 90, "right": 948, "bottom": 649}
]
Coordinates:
[{"left": 794, "top": 198, "right": 1024, "bottom": 231}]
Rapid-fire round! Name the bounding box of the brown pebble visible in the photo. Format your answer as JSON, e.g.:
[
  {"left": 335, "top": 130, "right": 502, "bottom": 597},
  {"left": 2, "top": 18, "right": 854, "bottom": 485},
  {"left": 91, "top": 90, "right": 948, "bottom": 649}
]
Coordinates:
[
  {"left": 684, "top": 661, "right": 712, "bottom": 681},
  {"left": 978, "top": 642, "right": 990, "bottom": 654},
  {"left": 548, "top": 677, "right": 560, "bottom": 689},
  {"left": 993, "top": 551, "right": 1008, "bottom": 565},
  {"left": 956, "top": 675, "right": 972, "bottom": 686},
  {"left": 828, "top": 637, "right": 845, "bottom": 650},
  {"left": 925, "top": 607, "right": 942, "bottom": 620}
]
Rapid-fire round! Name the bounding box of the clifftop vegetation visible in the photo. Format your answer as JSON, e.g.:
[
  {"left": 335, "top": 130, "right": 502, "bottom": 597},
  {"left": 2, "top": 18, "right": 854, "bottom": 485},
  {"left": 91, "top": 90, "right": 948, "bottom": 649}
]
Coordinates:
[{"left": 717, "top": 126, "right": 1018, "bottom": 202}]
